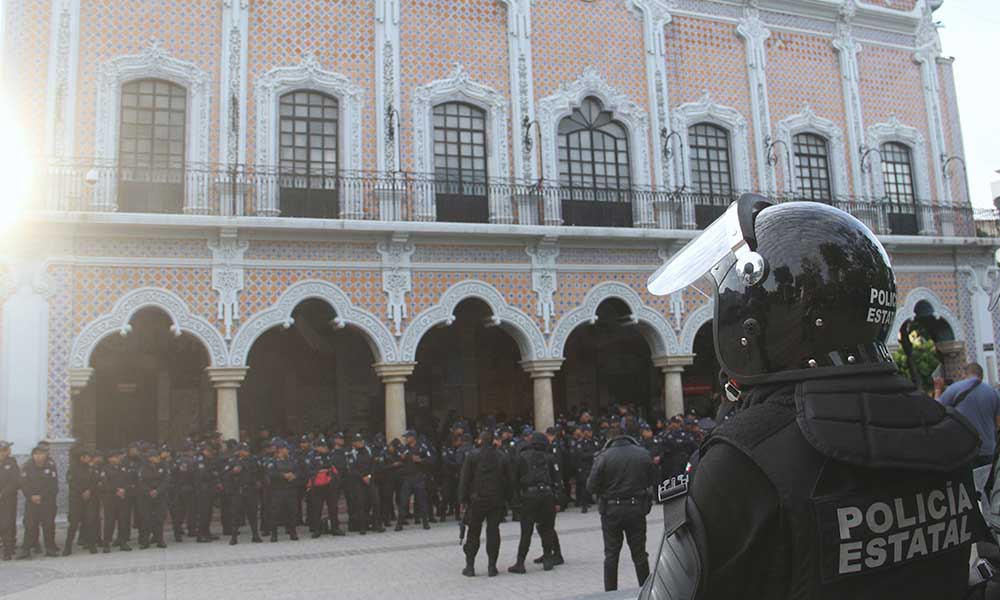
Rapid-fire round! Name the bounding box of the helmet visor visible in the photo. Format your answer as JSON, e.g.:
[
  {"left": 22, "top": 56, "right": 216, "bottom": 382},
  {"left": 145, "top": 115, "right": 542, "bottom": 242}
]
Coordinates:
[{"left": 647, "top": 203, "right": 744, "bottom": 296}]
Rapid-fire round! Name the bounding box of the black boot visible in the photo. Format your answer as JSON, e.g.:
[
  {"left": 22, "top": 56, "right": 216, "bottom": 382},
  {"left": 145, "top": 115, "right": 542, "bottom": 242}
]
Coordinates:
[
  {"left": 270, "top": 531, "right": 278, "bottom": 543},
  {"left": 533, "top": 555, "right": 545, "bottom": 564},
  {"left": 252, "top": 535, "right": 263, "bottom": 543},
  {"left": 543, "top": 554, "right": 555, "bottom": 571},
  {"left": 102, "top": 545, "right": 111, "bottom": 554},
  {"left": 229, "top": 535, "right": 238, "bottom": 546},
  {"left": 15, "top": 548, "right": 30, "bottom": 560},
  {"left": 289, "top": 528, "right": 299, "bottom": 541},
  {"left": 422, "top": 517, "right": 430, "bottom": 530},
  {"left": 508, "top": 559, "right": 526, "bottom": 574},
  {"left": 394, "top": 521, "right": 403, "bottom": 532},
  {"left": 551, "top": 550, "right": 564, "bottom": 566},
  {"left": 462, "top": 557, "right": 475, "bottom": 577},
  {"left": 488, "top": 562, "right": 499, "bottom": 577}
]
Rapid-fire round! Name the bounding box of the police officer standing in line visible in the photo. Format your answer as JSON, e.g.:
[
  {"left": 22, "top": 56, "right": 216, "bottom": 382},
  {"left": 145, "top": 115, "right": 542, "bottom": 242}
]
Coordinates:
[
  {"left": 328, "top": 433, "right": 349, "bottom": 535},
  {"left": 267, "top": 440, "right": 300, "bottom": 542},
  {"left": 534, "top": 426, "right": 565, "bottom": 568},
  {"left": 459, "top": 430, "right": 511, "bottom": 578},
  {"left": 508, "top": 432, "right": 561, "bottom": 574},
  {"left": 63, "top": 446, "right": 99, "bottom": 555},
  {"left": 294, "top": 435, "right": 311, "bottom": 527},
  {"left": 18, "top": 445, "right": 59, "bottom": 559},
  {"left": 223, "top": 441, "right": 263, "bottom": 544},
  {"left": 587, "top": 421, "right": 657, "bottom": 592},
  {"left": 0, "top": 441, "right": 19, "bottom": 560},
  {"left": 347, "top": 433, "right": 382, "bottom": 534},
  {"left": 136, "top": 448, "right": 170, "bottom": 549},
  {"left": 641, "top": 196, "right": 988, "bottom": 600},
  {"left": 379, "top": 439, "right": 404, "bottom": 528},
  {"left": 396, "top": 430, "right": 434, "bottom": 531},
  {"left": 304, "top": 437, "right": 335, "bottom": 537},
  {"left": 170, "top": 441, "right": 196, "bottom": 542},
  {"left": 100, "top": 449, "right": 132, "bottom": 552},
  {"left": 193, "top": 443, "right": 221, "bottom": 543}
]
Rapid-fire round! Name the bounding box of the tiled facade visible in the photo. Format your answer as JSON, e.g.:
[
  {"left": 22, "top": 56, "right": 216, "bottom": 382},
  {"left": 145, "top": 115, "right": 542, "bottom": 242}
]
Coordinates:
[{"left": 1, "top": 0, "right": 997, "bottom": 455}]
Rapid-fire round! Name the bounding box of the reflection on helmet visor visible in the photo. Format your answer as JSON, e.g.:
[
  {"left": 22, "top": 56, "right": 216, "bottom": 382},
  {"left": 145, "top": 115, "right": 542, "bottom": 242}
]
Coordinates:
[{"left": 647, "top": 204, "right": 744, "bottom": 296}]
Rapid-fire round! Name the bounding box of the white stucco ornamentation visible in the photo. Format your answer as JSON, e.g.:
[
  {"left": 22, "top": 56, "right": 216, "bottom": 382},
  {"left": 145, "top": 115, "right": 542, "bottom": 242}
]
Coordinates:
[
  {"left": 229, "top": 280, "right": 399, "bottom": 366},
  {"left": 537, "top": 67, "right": 653, "bottom": 226},
  {"left": 889, "top": 287, "right": 964, "bottom": 347},
  {"left": 377, "top": 234, "right": 415, "bottom": 336},
  {"left": 70, "top": 287, "right": 229, "bottom": 369},
  {"left": 547, "top": 281, "right": 679, "bottom": 359},
  {"left": 93, "top": 42, "right": 212, "bottom": 213},
  {"left": 679, "top": 301, "right": 714, "bottom": 354},
  {"left": 526, "top": 239, "right": 559, "bottom": 334},
  {"left": 399, "top": 280, "right": 547, "bottom": 362},
  {"left": 866, "top": 118, "right": 933, "bottom": 234},
  {"left": 208, "top": 229, "right": 248, "bottom": 340},
  {"left": 254, "top": 54, "right": 364, "bottom": 216},
  {"left": 776, "top": 104, "right": 849, "bottom": 197},
  {"left": 628, "top": 0, "right": 675, "bottom": 188},
  {"left": 411, "top": 64, "right": 512, "bottom": 223},
  {"left": 736, "top": 6, "right": 775, "bottom": 194}
]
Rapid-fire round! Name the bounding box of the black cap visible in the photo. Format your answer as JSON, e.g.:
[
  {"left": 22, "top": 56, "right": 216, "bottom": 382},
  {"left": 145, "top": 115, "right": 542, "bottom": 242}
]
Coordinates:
[
  {"left": 544, "top": 427, "right": 556, "bottom": 435},
  {"left": 299, "top": 435, "right": 312, "bottom": 443},
  {"left": 313, "top": 437, "right": 328, "bottom": 447},
  {"left": 403, "top": 430, "right": 416, "bottom": 438},
  {"left": 238, "top": 442, "right": 251, "bottom": 451},
  {"left": 352, "top": 433, "right": 365, "bottom": 442},
  {"left": 334, "top": 431, "right": 345, "bottom": 439}
]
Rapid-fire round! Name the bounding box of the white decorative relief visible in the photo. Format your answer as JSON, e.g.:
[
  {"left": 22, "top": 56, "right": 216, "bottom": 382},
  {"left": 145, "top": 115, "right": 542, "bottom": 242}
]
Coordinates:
[
  {"left": 208, "top": 229, "right": 248, "bottom": 340},
  {"left": 833, "top": 3, "right": 867, "bottom": 197},
  {"left": 526, "top": 238, "right": 559, "bottom": 334},
  {"left": 629, "top": 0, "right": 675, "bottom": 188},
  {"left": 537, "top": 68, "right": 653, "bottom": 226},
  {"left": 736, "top": 5, "right": 775, "bottom": 194},
  {"left": 230, "top": 280, "right": 399, "bottom": 366},
  {"left": 411, "top": 64, "right": 512, "bottom": 222},
  {"left": 776, "top": 104, "right": 849, "bottom": 197},
  {"left": 914, "top": 3, "right": 949, "bottom": 205},
  {"left": 399, "top": 280, "right": 547, "bottom": 362},
  {"left": 498, "top": 0, "right": 537, "bottom": 180},
  {"left": 219, "top": 0, "right": 250, "bottom": 166},
  {"left": 94, "top": 42, "right": 212, "bottom": 213},
  {"left": 377, "top": 234, "right": 415, "bottom": 336},
  {"left": 547, "top": 281, "right": 679, "bottom": 359},
  {"left": 45, "top": 0, "right": 80, "bottom": 158},
  {"left": 254, "top": 54, "right": 365, "bottom": 217},
  {"left": 375, "top": 0, "right": 402, "bottom": 172},
  {"left": 70, "top": 287, "right": 230, "bottom": 369}
]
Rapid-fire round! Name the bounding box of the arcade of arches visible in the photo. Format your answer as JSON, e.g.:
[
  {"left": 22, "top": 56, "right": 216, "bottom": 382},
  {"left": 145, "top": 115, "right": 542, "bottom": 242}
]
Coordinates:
[{"left": 70, "top": 300, "right": 726, "bottom": 448}]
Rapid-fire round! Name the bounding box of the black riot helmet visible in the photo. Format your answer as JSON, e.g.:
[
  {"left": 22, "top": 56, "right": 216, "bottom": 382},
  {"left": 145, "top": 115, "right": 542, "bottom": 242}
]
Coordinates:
[{"left": 648, "top": 194, "right": 898, "bottom": 385}]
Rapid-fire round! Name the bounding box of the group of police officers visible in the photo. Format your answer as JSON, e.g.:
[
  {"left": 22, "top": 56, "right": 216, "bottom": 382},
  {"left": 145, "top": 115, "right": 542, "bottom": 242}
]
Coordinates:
[{"left": 0, "top": 407, "right": 705, "bottom": 568}]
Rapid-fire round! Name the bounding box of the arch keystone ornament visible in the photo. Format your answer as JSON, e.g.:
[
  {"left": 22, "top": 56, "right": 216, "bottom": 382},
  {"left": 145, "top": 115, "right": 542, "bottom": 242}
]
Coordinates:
[
  {"left": 399, "top": 280, "right": 547, "bottom": 363},
  {"left": 229, "top": 280, "right": 399, "bottom": 367},
  {"left": 547, "top": 281, "right": 679, "bottom": 359},
  {"left": 70, "top": 288, "right": 229, "bottom": 370}
]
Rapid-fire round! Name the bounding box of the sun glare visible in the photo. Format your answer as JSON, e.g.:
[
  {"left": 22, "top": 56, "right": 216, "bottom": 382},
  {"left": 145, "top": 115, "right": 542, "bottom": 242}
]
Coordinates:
[{"left": 0, "top": 100, "right": 33, "bottom": 235}]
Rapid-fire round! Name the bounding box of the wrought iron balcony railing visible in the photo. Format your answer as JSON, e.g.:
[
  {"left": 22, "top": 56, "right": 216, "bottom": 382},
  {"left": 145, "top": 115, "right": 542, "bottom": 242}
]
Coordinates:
[{"left": 32, "top": 159, "right": 1000, "bottom": 239}]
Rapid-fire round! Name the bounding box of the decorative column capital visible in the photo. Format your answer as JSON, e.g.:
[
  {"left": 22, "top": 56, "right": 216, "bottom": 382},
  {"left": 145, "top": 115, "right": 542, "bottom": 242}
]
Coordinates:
[
  {"left": 374, "top": 362, "right": 417, "bottom": 383},
  {"left": 206, "top": 366, "right": 249, "bottom": 389},
  {"left": 653, "top": 354, "right": 695, "bottom": 371},
  {"left": 520, "top": 358, "right": 565, "bottom": 379},
  {"left": 936, "top": 340, "right": 966, "bottom": 357},
  {"left": 68, "top": 367, "right": 94, "bottom": 392}
]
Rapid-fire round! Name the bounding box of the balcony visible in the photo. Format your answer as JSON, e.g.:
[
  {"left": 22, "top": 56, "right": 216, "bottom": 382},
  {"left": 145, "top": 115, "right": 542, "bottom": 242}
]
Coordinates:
[{"left": 33, "top": 159, "right": 1000, "bottom": 238}]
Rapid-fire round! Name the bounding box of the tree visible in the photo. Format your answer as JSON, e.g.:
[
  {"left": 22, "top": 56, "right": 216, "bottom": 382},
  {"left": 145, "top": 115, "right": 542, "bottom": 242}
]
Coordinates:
[{"left": 893, "top": 327, "right": 940, "bottom": 390}]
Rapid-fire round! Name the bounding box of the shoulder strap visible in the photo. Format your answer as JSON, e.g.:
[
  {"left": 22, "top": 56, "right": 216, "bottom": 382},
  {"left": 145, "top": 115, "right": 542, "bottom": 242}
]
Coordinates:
[{"left": 951, "top": 380, "right": 983, "bottom": 409}]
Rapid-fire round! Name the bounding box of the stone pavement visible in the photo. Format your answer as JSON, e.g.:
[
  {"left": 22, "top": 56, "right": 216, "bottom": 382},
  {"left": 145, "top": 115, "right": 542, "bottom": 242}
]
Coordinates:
[{"left": 0, "top": 508, "right": 662, "bottom": 599}]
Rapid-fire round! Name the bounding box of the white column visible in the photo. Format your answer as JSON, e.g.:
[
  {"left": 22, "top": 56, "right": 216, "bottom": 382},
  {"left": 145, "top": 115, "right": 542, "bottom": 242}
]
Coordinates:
[
  {"left": 635, "top": 0, "right": 673, "bottom": 189},
  {"left": 914, "top": 8, "right": 949, "bottom": 207},
  {"left": 206, "top": 367, "right": 248, "bottom": 441},
  {"left": 0, "top": 262, "right": 52, "bottom": 450},
  {"left": 375, "top": 362, "right": 417, "bottom": 442},
  {"left": 833, "top": 19, "right": 868, "bottom": 198},
  {"left": 219, "top": 0, "right": 249, "bottom": 168},
  {"left": 736, "top": 7, "right": 775, "bottom": 194},
  {"left": 653, "top": 354, "right": 695, "bottom": 418},
  {"left": 44, "top": 0, "right": 81, "bottom": 159},
  {"left": 500, "top": 0, "right": 537, "bottom": 181},
  {"left": 521, "top": 359, "right": 564, "bottom": 432}
]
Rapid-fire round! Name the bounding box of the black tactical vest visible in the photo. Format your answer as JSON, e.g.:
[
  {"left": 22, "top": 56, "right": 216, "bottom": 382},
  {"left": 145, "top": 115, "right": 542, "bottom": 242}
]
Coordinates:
[{"left": 704, "top": 374, "right": 986, "bottom": 600}]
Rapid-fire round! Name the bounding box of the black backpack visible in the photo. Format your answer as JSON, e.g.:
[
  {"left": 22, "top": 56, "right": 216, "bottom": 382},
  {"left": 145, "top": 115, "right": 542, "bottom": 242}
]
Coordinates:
[{"left": 472, "top": 448, "right": 502, "bottom": 500}]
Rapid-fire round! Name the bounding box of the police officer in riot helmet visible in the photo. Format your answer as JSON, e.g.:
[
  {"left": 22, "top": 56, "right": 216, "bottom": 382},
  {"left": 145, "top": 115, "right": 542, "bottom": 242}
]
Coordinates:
[{"left": 641, "top": 195, "right": 986, "bottom": 600}]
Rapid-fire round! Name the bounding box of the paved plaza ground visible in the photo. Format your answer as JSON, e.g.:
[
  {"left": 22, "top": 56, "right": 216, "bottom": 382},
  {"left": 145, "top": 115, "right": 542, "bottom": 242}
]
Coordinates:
[{"left": 1, "top": 508, "right": 659, "bottom": 599}]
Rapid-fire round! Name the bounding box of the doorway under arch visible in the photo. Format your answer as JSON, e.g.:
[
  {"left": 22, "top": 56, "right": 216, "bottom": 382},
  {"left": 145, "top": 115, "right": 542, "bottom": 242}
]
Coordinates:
[
  {"left": 896, "top": 299, "right": 960, "bottom": 391},
  {"left": 240, "top": 298, "right": 383, "bottom": 437},
  {"left": 554, "top": 298, "right": 659, "bottom": 421},
  {"left": 83, "top": 307, "right": 213, "bottom": 449},
  {"left": 409, "top": 298, "right": 531, "bottom": 435}
]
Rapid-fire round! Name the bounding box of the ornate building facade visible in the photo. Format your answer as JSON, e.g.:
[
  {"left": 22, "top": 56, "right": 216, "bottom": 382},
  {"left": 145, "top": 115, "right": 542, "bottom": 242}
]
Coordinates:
[{"left": 1, "top": 0, "right": 998, "bottom": 468}]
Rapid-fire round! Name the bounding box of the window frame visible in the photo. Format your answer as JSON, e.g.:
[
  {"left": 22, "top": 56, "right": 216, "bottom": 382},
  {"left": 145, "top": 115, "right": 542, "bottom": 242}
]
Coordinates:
[{"left": 791, "top": 132, "right": 833, "bottom": 202}]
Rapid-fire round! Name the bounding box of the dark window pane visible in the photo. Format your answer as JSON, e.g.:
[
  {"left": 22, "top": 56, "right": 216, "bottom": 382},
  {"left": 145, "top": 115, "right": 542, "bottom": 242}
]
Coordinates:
[{"left": 792, "top": 132, "right": 832, "bottom": 202}]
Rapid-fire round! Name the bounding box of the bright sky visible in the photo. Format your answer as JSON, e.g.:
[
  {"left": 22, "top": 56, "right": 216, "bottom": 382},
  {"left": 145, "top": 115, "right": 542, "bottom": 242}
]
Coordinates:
[{"left": 936, "top": 0, "right": 1000, "bottom": 208}]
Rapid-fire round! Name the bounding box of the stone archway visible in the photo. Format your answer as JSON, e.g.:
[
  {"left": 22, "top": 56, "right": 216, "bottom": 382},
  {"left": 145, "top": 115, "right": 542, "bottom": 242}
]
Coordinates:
[{"left": 891, "top": 287, "right": 966, "bottom": 390}]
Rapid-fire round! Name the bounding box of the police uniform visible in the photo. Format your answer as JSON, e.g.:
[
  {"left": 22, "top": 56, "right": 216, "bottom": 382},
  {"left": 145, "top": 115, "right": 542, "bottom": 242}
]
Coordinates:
[
  {"left": 18, "top": 450, "right": 59, "bottom": 558},
  {"left": 508, "top": 433, "right": 562, "bottom": 574},
  {"left": 328, "top": 435, "right": 349, "bottom": 534},
  {"left": 459, "top": 432, "right": 511, "bottom": 577},
  {"left": 573, "top": 427, "right": 600, "bottom": 512},
  {"left": 193, "top": 447, "right": 222, "bottom": 542},
  {"left": 641, "top": 196, "right": 988, "bottom": 600},
  {"left": 100, "top": 451, "right": 133, "bottom": 552},
  {"left": 265, "top": 443, "right": 300, "bottom": 542},
  {"left": 222, "top": 443, "right": 262, "bottom": 544},
  {"left": 64, "top": 449, "right": 100, "bottom": 555},
  {"left": 136, "top": 451, "right": 170, "bottom": 548},
  {"left": 0, "top": 441, "right": 20, "bottom": 560},
  {"left": 347, "top": 435, "right": 381, "bottom": 534},
  {"left": 396, "top": 432, "right": 434, "bottom": 531},
  {"left": 378, "top": 441, "right": 404, "bottom": 527},
  {"left": 170, "top": 443, "right": 197, "bottom": 541},
  {"left": 304, "top": 439, "right": 338, "bottom": 537}
]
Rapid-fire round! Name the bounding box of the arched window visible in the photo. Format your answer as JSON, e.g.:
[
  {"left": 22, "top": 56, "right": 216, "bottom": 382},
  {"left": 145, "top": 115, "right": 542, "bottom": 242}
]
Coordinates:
[
  {"left": 433, "top": 102, "right": 489, "bottom": 223},
  {"left": 880, "top": 141, "right": 918, "bottom": 235},
  {"left": 688, "top": 122, "right": 733, "bottom": 228},
  {"left": 278, "top": 90, "right": 340, "bottom": 218},
  {"left": 557, "top": 97, "right": 632, "bottom": 227},
  {"left": 118, "top": 79, "right": 186, "bottom": 213},
  {"left": 792, "top": 132, "right": 832, "bottom": 203}
]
